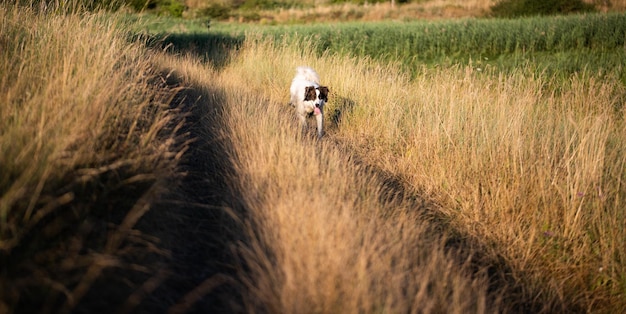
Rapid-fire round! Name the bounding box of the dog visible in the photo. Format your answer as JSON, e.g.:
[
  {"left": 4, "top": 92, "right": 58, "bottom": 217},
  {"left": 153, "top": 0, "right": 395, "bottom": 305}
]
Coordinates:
[{"left": 289, "top": 66, "right": 329, "bottom": 138}]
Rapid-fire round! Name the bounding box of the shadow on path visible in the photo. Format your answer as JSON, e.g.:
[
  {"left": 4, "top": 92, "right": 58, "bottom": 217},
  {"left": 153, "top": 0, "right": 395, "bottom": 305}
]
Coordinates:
[
  {"left": 132, "top": 69, "right": 251, "bottom": 313},
  {"left": 150, "top": 32, "right": 244, "bottom": 70}
]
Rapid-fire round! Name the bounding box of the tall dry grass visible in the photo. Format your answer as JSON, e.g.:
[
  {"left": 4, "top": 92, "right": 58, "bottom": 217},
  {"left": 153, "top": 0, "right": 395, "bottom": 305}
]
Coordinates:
[
  {"left": 162, "top": 36, "right": 626, "bottom": 311},
  {"left": 5, "top": 2, "right": 622, "bottom": 311},
  {"left": 154, "top": 38, "right": 502, "bottom": 312},
  {"left": 323, "top": 51, "right": 626, "bottom": 311},
  {"left": 1, "top": 3, "right": 180, "bottom": 312}
]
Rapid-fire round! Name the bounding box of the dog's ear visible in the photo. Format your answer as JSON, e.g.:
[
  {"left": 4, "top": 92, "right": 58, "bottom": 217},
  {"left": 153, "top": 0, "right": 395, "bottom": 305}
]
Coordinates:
[
  {"left": 318, "top": 86, "right": 329, "bottom": 101},
  {"left": 304, "top": 86, "right": 317, "bottom": 101}
]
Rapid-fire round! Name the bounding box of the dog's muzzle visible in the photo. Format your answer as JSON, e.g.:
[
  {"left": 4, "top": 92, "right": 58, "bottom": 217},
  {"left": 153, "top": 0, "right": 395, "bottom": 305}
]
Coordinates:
[{"left": 313, "top": 103, "right": 322, "bottom": 116}]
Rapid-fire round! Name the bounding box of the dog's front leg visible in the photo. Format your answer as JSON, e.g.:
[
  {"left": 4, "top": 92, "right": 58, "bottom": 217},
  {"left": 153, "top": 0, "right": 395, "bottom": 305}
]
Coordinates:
[
  {"left": 315, "top": 109, "right": 324, "bottom": 139},
  {"left": 297, "top": 113, "right": 308, "bottom": 136}
]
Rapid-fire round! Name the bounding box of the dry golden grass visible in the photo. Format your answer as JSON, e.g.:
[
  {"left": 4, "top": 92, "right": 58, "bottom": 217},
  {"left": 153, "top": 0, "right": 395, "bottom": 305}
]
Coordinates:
[
  {"left": 157, "top": 36, "right": 625, "bottom": 311},
  {"left": 332, "top": 64, "right": 626, "bottom": 311},
  {"left": 153, "top": 39, "right": 502, "bottom": 312},
  {"left": 1, "top": 3, "right": 181, "bottom": 312},
  {"left": 297, "top": 54, "right": 624, "bottom": 313},
  {"left": 5, "top": 1, "right": 626, "bottom": 312},
  {"left": 146, "top": 27, "right": 626, "bottom": 311}
]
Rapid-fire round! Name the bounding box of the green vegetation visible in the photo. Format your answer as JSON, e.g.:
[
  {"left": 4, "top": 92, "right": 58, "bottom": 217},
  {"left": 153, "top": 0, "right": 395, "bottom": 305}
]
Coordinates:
[
  {"left": 491, "top": 0, "right": 596, "bottom": 18},
  {"left": 152, "top": 12, "right": 626, "bottom": 81}
]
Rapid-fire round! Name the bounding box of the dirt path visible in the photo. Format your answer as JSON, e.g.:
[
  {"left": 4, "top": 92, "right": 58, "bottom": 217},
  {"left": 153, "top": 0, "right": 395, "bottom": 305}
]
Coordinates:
[{"left": 126, "top": 76, "right": 245, "bottom": 312}]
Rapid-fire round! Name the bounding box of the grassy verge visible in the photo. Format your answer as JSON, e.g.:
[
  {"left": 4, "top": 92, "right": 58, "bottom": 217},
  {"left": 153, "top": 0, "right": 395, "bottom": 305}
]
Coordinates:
[
  {"left": 216, "top": 36, "right": 626, "bottom": 312},
  {"left": 125, "top": 9, "right": 626, "bottom": 311},
  {"left": 332, "top": 61, "right": 626, "bottom": 311},
  {"left": 0, "top": 4, "right": 182, "bottom": 312},
  {"left": 154, "top": 38, "right": 501, "bottom": 313},
  {"left": 155, "top": 27, "right": 625, "bottom": 311}
]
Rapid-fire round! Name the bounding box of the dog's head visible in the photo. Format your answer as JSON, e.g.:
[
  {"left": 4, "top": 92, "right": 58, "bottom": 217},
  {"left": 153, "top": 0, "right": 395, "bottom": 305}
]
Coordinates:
[{"left": 305, "top": 85, "right": 329, "bottom": 107}]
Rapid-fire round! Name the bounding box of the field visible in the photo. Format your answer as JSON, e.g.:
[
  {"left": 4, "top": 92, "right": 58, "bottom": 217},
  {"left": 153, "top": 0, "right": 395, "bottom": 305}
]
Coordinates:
[
  {"left": 2, "top": 1, "right": 626, "bottom": 313},
  {"left": 148, "top": 11, "right": 626, "bottom": 80}
]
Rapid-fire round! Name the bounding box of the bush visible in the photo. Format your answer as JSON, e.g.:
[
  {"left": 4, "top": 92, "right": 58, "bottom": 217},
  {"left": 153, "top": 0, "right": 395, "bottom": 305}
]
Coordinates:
[
  {"left": 124, "top": 0, "right": 156, "bottom": 11},
  {"left": 200, "top": 3, "right": 232, "bottom": 19},
  {"left": 239, "top": 10, "right": 261, "bottom": 21},
  {"left": 156, "top": 0, "right": 185, "bottom": 17},
  {"left": 122, "top": 0, "right": 185, "bottom": 17},
  {"left": 328, "top": 0, "right": 410, "bottom": 4},
  {"left": 491, "top": 0, "right": 596, "bottom": 17},
  {"left": 239, "top": 0, "right": 280, "bottom": 10}
]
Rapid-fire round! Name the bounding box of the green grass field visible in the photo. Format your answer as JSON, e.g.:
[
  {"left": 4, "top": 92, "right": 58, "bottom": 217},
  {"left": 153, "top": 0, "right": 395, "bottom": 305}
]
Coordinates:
[
  {"left": 146, "top": 12, "right": 626, "bottom": 79},
  {"left": 3, "top": 2, "right": 626, "bottom": 313}
]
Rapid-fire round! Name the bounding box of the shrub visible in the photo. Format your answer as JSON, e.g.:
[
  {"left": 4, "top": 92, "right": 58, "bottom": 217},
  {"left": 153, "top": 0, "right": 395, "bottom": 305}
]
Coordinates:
[
  {"left": 155, "top": 0, "right": 185, "bottom": 17},
  {"left": 239, "top": 0, "right": 280, "bottom": 10},
  {"left": 200, "top": 3, "right": 232, "bottom": 19},
  {"left": 124, "top": 0, "right": 157, "bottom": 11},
  {"left": 240, "top": 10, "right": 261, "bottom": 21},
  {"left": 328, "top": 0, "right": 410, "bottom": 4},
  {"left": 123, "top": 0, "right": 185, "bottom": 16},
  {"left": 491, "top": 0, "right": 596, "bottom": 17}
]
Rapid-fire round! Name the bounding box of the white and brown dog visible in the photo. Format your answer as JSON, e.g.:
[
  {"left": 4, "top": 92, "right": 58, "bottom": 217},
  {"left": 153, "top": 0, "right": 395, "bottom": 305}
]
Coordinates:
[{"left": 289, "top": 66, "right": 329, "bottom": 138}]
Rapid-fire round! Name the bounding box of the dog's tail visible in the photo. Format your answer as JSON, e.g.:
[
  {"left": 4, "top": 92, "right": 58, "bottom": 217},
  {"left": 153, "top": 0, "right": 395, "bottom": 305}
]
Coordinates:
[{"left": 296, "top": 66, "right": 320, "bottom": 84}]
